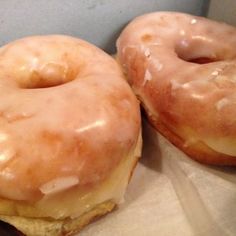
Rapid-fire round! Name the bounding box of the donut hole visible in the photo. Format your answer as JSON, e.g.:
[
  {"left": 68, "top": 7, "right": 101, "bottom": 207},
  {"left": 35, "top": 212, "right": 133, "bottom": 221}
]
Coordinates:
[
  {"left": 175, "top": 39, "right": 220, "bottom": 64},
  {"left": 20, "top": 63, "right": 76, "bottom": 89},
  {"left": 177, "top": 53, "right": 218, "bottom": 64},
  {"left": 187, "top": 57, "right": 217, "bottom": 64},
  {"left": 23, "top": 78, "right": 67, "bottom": 89}
]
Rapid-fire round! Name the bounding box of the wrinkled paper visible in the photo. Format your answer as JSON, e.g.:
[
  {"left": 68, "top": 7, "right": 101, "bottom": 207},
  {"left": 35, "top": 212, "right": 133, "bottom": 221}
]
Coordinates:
[{"left": 80, "top": 120, "right": 236, "bottom": 236}]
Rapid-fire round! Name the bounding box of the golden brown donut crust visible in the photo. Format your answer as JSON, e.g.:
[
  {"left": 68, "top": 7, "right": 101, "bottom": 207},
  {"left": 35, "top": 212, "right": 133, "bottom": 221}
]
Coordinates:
[
  {"left": 0, "top": 201, "right": 115, "bottom": 236},
  {"left": 117, "top": 12, "right": 236, "bottom": 165},
  {"left": 148, "top": 114, "right": 236, "bottom": 166}
]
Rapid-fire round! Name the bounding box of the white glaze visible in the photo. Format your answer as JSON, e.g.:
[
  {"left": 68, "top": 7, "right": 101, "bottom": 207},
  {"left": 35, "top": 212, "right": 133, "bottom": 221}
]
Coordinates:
[{"left": 39, "top": 176, "right": 79, "bottom": 195}]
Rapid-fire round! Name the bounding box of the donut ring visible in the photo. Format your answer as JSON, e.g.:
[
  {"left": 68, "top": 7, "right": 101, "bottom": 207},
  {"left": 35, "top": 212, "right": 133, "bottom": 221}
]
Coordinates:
[
  {"left": 117, "top": 12, "right": 236, "bottom": 165},
  {"left": 0, "top": 35, "right": 141, "bottom": 235}
]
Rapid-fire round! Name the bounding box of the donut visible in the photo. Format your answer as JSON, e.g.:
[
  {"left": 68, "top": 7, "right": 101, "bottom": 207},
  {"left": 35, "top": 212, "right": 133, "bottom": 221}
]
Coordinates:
[
  {"left": 0, "top": 35, "right": 141, "bottom": 235},
  {"left": 117, "top": 12, "right": 236, "bottom": 165}
]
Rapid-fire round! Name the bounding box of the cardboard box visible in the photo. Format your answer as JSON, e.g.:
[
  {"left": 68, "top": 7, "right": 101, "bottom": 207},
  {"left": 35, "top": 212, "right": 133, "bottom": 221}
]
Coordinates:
[{"left": 0, "top": 1, "right": 235, "bottom": 236}]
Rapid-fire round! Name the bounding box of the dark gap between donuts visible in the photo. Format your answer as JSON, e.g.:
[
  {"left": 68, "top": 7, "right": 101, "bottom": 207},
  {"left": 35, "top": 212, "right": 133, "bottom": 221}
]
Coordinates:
[{"left": 0, "top": 220, "right": 25, "bottom": 236}]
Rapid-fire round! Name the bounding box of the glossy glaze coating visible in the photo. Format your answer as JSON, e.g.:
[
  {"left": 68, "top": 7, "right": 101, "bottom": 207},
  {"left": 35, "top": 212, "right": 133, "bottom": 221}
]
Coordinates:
[
  {"left": 0, "top": 35, "right": 141, "bottom": 200},
  {"left": 117, "top": 12, "right": 236, "bottom": 165}
]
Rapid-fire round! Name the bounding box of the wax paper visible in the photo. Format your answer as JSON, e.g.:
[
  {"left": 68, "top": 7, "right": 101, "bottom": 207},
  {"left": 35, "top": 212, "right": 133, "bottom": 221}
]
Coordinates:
[{"left": 80, "top": 120, "right": 236, "bottom": 236}]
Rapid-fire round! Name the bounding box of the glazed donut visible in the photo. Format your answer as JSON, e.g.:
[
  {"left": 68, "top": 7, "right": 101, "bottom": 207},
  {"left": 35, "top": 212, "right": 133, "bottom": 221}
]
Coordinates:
[
  {"left": 117, "top": 12, "right": 236, "bottom": 165},
  {"left": 0, "top": 35, "right": 141, "bottom": 235}
]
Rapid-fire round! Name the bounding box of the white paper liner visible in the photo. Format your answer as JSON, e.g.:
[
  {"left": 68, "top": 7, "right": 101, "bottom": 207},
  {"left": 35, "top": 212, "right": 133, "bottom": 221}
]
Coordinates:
[{"left": 79, "top": 120, "right": 236, "bottom": 236}]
